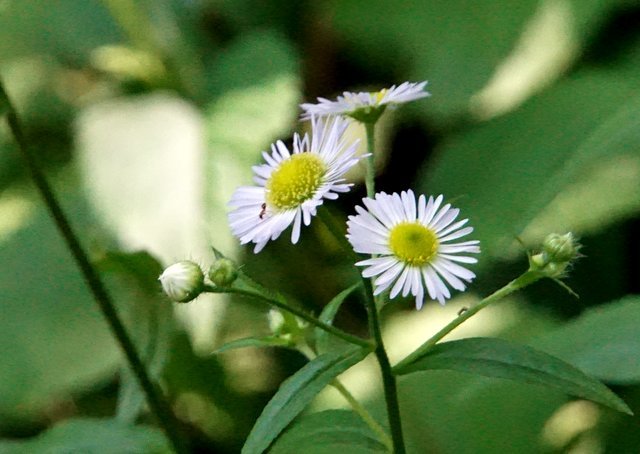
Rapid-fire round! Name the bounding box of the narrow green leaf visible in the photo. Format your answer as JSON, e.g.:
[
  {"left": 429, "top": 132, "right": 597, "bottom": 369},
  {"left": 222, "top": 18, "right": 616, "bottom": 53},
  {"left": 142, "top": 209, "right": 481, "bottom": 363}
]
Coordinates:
[
  {"left": 242, "top": 347, "right": 370, "bottom": 454},
  {"left": 213, "top": 336, "right": 292, "bottom": 354},
  {"left": 315, "top": 283, "right": 361, "bottom": 355},
  {"left": 394, "top": 337, "right": 632, "bottom": 415},
  {"left": 0, "top": 418, "right": 171, "bottom": 453},
  {"left": 534, "top": 296, "right": 640, "bottom": 383},
  {"left": 270, "top": 410, "right": 388, "bottom": 454}
]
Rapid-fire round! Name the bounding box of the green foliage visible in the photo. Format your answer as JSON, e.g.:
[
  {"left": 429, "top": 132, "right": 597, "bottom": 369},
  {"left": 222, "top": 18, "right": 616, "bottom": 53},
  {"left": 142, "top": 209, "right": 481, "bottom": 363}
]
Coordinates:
[
  {"left": 270, "top": 410, "right": 388, "bottom": 454},
  {"left": 0, "top": 418, "right": 170, "bottom": 454},
  {"left": 394, "top": 337, "right": 631, "bottom": 415},
  {"left": 419, "top": 72, "right": 640, "bottom": 260},
  {"left": 242, "top": 347, "right": 369, "bottom": 454},
  {"left": 315, "top": 283, "right": 361, "bottom": 355},
  {"left": 0, "top": 190, "right": 119, "bottom": 424},
  {"left": 535, "top": 296, "right": 640, "bottom": 383},
  {"left": 213, "top": 336, "right": 293, "bottom": 354},
  {"left": 2, "top": 0, "right": 640, "bottom": 451}
]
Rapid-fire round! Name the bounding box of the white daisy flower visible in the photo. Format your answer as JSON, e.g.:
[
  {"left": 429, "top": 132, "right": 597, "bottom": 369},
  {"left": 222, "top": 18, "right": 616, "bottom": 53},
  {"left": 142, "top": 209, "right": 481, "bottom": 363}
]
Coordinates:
[
  {"left": 228, "top": 116, "right": 363, "bottom": 253},
  {"left": 300, "top": 81, "right": 430, "bottom": 122},
  {"left": 347, "top": 190, "right": 480, "bottom": 309}
]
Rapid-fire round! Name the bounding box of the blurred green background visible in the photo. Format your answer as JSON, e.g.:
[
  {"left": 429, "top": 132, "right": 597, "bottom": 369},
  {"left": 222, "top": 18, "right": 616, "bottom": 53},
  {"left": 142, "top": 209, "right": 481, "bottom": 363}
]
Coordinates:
[{"left": 1, "top": 0, "right": 640, "bottom": 452}]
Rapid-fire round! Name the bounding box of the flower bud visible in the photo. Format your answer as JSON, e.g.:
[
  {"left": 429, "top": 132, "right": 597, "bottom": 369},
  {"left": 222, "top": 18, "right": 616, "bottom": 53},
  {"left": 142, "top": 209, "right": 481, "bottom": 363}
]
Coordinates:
[
  {"left": 529, "top": 232, "right": 581, "bottom": 278},
  {"left": 207, "top": 258, "right": 238, "bottom": 287},
  {"left": 158, "top": 260, "right": 204, "bottom": 303},
  {"left": 542, "top": 232, "right": 579, "bottom": 263}
]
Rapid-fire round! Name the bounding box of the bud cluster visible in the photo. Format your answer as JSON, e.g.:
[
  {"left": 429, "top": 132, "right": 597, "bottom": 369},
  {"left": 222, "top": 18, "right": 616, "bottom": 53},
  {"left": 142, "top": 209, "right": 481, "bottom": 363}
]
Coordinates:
[{"left": 158, "top": 257, "right": 239, "bottom": 303}]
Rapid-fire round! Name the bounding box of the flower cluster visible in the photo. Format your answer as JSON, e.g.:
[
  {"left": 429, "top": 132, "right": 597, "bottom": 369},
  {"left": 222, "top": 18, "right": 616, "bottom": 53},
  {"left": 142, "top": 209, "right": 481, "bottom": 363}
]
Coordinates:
[{"left": 224, "top": 81, "right": 479, "bottom": 309}]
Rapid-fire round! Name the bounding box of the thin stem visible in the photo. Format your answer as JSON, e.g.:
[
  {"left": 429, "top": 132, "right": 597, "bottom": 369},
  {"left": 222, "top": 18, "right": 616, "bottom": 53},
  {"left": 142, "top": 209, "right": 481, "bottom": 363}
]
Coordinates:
[
  {"left": 202, "top": 285, "right": 372, "bottom": 349},
  {"left": 360, "top": 119, "right": 406, "bottom": 453},
  {"left": 364, "top": 122, "right": 376, "bottom": 199},
  {"left": 0, "top": 83, "right": 186, "bottom": 453},
  {"left": 298, "top": 345, "right": 392, "bottom": 451},
  {"left": 331, "top": 377, "right": 393, "bottom": 450},
  {"left": 393, "top": 270, "right": 543, "bottom": 372},
  {"left": 361, "top": 278, "right": 405, "bottom": 453}
]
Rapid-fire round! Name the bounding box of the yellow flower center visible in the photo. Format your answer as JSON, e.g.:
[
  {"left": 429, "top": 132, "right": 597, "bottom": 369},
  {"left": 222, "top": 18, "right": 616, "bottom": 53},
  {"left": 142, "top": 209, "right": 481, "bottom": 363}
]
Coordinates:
[
  {"left": 389, "top": 222, "right": 439, "bottom": 266},
  {"left": 266, "top": 153, "right": 326, "bottom": 210}
]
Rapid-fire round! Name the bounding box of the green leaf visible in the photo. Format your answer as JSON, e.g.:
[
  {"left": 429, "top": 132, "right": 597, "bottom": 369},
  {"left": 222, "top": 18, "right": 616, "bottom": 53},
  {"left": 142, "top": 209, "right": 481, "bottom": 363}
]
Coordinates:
[
  {"left": 0, "top": 188, "right": 121, "bottom": 422},
  {"left": 332, "top": 0, "right": 539, "bottom": 122},
  {"left": 242, "top": 347, "right": 370, "bottom": 454},
  {"left": 394, "top": 337, "right": 631, "bottom": 415},
  {"left": 0, "top": 0, "right": 121, "bottom": 61},
  {"left": 270, "top": 410, "right": 388, "bottom": 454},
  {"left": 204, "top": 29, "right": 301, "bottom": 256},
  {"left": 96, "top": 251, "right": 177, "bottom": 423},
  {"left": 533, "top": 296, "right": 640, "bottom": 384},
  {"left": 315, "top": 283, "right": 361, "bottom": 355},
  {"left": 0, "top": 418, "right": 170, "bottom": 453},
  {"left": 419, "top": 72, "right": 640, "bottom": 260},
  {"left": 213, "top": 336, "right": 293, "bottom": 354}
]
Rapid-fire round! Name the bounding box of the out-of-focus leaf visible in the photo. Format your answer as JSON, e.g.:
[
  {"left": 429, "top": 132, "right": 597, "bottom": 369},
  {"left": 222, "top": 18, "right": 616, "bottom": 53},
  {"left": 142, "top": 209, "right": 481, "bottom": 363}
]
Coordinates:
[
  {"left": 76, "top": 94, "right": 217, "bottom": 349},
  {"left": 205, "top": 30, "right": 301, "bottom": 251},
  {"left": 0, "top": 189, "right": 120, "bottom": 423},
  {"left": 0, "top": 0, "right": 121, "bottom": 61},
  {"left": 332, "top": 0, "right": 627, "bottom": 123},
  {"left": 213, "top": 336, "right": 292, "bottom": 354},
  {"left": 419, "top": 72, "right": 639, "bottom": 260},
  {"left": 270, "top": 410, "right": 387, "bottom": 454},
  {"left": 242, "top": 347, "right": 369, "bottom": 454},
  {"left": 76, "top": 94, "right": 208, "bottom": 264},
  {"left": 0, "top": 418, "right": 170, "bottom": 453},
  {"left": 533, "top": 296, "right": 640, "bottom": 384},
  {"left": 394, "top": 337, "right": 631, "bottom": 415},
  {"left": 315, "top": 283, "right": 360, "bottom": 355},
  {"left": 97, "top": 251, "right": 177, "bottom": 423},
  {"left": 332, "top": 0, "right": 539, "bottom": 122}
]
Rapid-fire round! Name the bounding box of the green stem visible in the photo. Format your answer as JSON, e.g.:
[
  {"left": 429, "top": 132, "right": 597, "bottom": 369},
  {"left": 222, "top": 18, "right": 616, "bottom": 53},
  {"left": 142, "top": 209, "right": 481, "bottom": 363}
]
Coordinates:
[
  {"left": 360, "top": 119, "right": 405, "bottom": 453},
  {"left": 202, "top": 285, "right": 372, "bottom": 349},
  {"left": 393, "top": 270, "right": 543, "bottom": 372},
  {"left": 331, "top": 378, "right": 393, "bottom": 451},
  {"left": 298, "top": 345, "right": 392, "bottom": 451},
  {"left": 363, "top": 279, "right": 406, "bottom": 454},
  {"left": 0, "top": 83, "right": 186, "bottom": 454},
  {"left": 364, "top": 122, "right": 376, "bottom": 199}
]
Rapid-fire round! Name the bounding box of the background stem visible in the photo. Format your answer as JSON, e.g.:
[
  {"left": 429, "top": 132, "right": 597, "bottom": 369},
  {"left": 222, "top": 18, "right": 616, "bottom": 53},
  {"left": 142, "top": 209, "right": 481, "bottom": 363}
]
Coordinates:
[{"left": 1, "top": 82, "right": 186, "bottom": 454}]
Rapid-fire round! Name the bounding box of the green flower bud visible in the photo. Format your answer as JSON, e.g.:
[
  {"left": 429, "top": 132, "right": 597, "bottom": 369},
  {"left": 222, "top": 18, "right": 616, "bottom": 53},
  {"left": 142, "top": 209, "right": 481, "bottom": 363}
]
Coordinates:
[
  {"left": 207, "top": 258, "right": 238, "bottom": 287},
  {"left": 158, "top": 260, "right": 204, "bottom": 303},
  {"left": 542, "top": 232, "right": 579, "bottom": 263},
  {"left": 529, "top": 232, "right": 581, "bottom": 278}
]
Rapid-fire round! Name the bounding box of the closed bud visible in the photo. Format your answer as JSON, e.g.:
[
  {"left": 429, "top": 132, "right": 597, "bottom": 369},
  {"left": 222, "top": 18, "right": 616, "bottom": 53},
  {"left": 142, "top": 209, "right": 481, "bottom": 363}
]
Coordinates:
[
  {"left": 542, "top": 232, "right": 579, "bottom": 263},
  {"left": 208, "top": 258, "right": 238, "bottom": 287},
  {"left": 158, "top": 260, "right": 204, "bottom": 303},
  {"left": 529, "top": 232, "right": 581, "bottom": 278}
]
